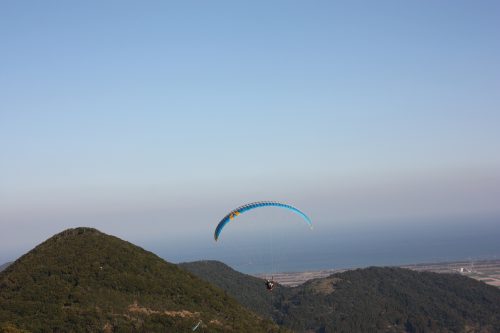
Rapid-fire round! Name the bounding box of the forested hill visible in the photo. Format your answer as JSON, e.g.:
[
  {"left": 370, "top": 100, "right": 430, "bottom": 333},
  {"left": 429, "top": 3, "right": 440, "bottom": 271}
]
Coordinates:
[
  {"left": 179, "top": 260, "right": 290, "bottom": 319},
  {"left": 3, "top": 229, "right": 499, "bottom": 333},
  {"left": 0, "top": 228, "right": 285, "bottom": 333},
  {"left": 181, "top": 261, "right": 500, "bottom": 333},
  {"left": 0, "top": 262, "right": 11, "bottom": 272}
]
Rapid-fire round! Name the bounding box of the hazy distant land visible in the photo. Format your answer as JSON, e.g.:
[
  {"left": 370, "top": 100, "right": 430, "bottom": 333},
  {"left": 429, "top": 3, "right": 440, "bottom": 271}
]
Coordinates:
[
  {"left": 402, "top": 259, "right": 500, "bottom": 288},
  {"left": 255, "top": 259, "right": 500, "bottom": 288}
]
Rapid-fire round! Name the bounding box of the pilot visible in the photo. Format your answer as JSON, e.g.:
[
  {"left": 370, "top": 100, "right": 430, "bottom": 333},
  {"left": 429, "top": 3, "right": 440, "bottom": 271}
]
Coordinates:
[{"left": 265, "top": 278, "right": 275, "bottom": 291}]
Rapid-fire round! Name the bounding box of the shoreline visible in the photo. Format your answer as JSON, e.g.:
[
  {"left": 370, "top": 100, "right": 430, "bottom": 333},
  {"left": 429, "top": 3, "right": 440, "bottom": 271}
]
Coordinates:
[{"left": 254, "top": 259, "right": 500, "bottom": 288}]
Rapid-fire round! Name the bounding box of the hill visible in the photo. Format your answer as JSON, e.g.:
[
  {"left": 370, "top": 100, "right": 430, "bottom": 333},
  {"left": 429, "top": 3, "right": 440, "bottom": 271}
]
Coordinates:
[
  {"left": 0, "top": 262, "right": 11, "bottom": 272},
  {"left": 0, "top": 228, "right": 285, "bottom": 333},
  {"left": 179, "top": 260, "right": 290, "bottom": 320},
  {"left": 181, "top": 261, "right": 500, "bottom": 333}
]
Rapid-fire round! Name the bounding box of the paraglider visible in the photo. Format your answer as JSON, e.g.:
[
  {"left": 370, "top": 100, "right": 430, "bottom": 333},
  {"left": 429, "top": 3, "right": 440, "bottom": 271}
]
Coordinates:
[
  {"left": 214, "top": 201, "right": 312, "bottom": 241},
  {"left": 214, "top": 201, "right": 312, "bottom": 292},
  {"left": 265, "top": 277, "right": 276, "bottom": 291}
]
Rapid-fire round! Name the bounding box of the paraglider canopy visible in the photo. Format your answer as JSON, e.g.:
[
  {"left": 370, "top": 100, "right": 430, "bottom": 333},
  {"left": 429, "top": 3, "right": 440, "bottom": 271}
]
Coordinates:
[{"left": 214, "top": 201, "right": 312, "bottom": 241}]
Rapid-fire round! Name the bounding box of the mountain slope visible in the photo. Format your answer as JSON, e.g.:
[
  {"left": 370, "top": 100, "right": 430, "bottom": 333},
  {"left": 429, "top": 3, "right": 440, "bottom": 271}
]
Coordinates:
[
  {"left": 282, "top": 266, "right": 500, "bottom": 332},
  {"left": 0, "top": 262, "right": 11, "bottom": 272},
  {"left": 0, "top": 228, "right": 285, "bottom": 332},
  {"left": 179, "top": 260, "right": 290, "bottom": 319},
  {"left": 182, "top": 261, "right": 500, "bottom": 333}
]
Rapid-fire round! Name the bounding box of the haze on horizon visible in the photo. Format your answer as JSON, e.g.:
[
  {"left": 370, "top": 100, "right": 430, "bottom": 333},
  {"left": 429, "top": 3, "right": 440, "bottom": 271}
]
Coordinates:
[{"left": 1, "top": 1, "right": 500, "bottom": 269}]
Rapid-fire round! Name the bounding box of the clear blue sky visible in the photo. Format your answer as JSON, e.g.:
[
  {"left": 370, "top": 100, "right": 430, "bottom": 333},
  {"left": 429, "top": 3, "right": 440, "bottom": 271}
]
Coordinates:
[{"left": 1, "top": 1, "right": 500, "bottom": 267}]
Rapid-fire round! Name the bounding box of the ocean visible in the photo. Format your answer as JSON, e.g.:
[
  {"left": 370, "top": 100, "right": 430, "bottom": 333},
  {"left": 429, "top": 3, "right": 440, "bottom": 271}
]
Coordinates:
[{"left": 152, "top": 214, "right": 500, "bottom": 274}]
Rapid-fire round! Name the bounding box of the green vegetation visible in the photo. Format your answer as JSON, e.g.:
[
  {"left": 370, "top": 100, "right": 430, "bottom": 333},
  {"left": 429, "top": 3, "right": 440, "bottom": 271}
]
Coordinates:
[
  {"left": 182, "top": 262, "right": 500, "bottom": 333},
  {"left": 179, "top": 260, "right": 287, "bottom": 319},
  {"left": 0, "top": 228, "right": 285, "bottom": 332},
  {"left": 4, "top": 228, "right": 500, "bottom": 332}
]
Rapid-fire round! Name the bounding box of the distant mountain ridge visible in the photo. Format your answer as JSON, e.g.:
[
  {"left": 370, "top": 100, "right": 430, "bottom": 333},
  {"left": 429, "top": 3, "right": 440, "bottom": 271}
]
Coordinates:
[
  {"left": 182, "top": 260, "right": 500, "bottom": 332},
  {"left": 0, "top": 228, "right": 285, "bottom": 332}
]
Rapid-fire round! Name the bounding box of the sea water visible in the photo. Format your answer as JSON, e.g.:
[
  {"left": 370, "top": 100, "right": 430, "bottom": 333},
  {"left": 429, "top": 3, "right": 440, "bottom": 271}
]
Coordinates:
[{"left": 152, "top": 215, "right": 500, "bottom": 274}]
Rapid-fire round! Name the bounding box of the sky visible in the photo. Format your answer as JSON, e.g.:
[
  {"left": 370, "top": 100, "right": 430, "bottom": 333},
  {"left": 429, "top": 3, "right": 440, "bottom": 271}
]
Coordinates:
[{"left": 1, "top": 1, "right": 500, "bottom": 269}]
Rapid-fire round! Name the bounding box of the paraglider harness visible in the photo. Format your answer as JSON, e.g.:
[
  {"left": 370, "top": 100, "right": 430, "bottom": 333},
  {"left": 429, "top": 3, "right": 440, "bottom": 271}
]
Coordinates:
[{"left": 265, "top": 277, "right": 275, "bottom": 291}]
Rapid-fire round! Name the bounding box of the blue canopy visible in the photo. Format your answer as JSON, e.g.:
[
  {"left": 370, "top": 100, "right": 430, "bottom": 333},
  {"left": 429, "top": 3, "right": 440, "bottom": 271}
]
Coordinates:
[{"left": 214, "top": 201, "right": 312, "bottom": 241}]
